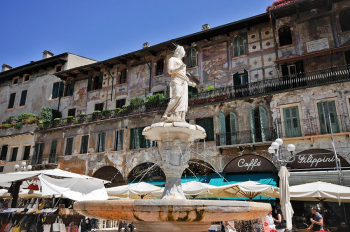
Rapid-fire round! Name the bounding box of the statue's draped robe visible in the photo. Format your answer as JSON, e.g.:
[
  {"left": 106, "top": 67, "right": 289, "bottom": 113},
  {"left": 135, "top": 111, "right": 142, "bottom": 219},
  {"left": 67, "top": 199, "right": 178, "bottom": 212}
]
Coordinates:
[{"left": 164, "top": 57, "right": 189, "bottom": 119}]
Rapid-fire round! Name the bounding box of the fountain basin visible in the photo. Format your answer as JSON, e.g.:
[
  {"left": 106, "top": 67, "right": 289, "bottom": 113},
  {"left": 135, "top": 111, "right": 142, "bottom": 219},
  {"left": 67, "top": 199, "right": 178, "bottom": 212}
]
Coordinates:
[{"left": 74, "top": 199, "right": 271, "bottom": 231}]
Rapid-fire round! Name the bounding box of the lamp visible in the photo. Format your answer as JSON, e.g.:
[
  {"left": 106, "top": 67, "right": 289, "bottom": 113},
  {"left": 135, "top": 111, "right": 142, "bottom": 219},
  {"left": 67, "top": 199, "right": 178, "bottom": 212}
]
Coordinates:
[
  {"left": 14, "top": 164, "right": 20, "bottom": 172},
  {"left": 269, "top": 139, "right": 296, "bottom": 166}
]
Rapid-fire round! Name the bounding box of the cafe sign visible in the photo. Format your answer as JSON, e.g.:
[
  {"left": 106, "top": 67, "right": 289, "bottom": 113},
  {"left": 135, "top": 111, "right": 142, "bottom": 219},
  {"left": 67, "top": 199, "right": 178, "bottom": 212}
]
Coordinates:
[{"left": 224, "top": 155, "right": 276, "bottom": 173}]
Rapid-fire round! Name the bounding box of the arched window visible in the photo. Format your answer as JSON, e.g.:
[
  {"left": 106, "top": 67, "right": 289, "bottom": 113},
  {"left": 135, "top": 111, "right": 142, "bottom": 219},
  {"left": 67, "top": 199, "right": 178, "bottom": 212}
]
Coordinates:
[
  {"left": 279, "top": 27, "right": 293, "bottom": 46},
  {"left": 119, "top": 68, "right": 127, "bottom": 84},
  {"left": 233, "top": 36, "right": 246, "bottom": 57},
  {"left": 340, "top": 10, "right": 350, "bottom": 32},
  {"left": 250, "top": 106, "right": 269, "bottom": 143},
  {"left": 155, "top": 59, "right": 164, "bottom": 76},
  {"left": 219, "top": 112, "right": 238, "bottom": 146}
]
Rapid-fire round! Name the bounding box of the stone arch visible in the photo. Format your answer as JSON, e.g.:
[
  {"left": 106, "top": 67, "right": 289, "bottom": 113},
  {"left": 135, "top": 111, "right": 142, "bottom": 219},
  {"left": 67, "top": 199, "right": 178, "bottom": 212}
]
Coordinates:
[
  {"left": 182, "top": 159, "right": 216, "bottom": 177},
  {"left": 223, "top": 153, "right": 278, "bottom": 173},
  {"left": 127, "top": 162, "right": 165, "bottom": 183},
  {"left": 92, "top": 166, "right": 125, "bottom": 187}
]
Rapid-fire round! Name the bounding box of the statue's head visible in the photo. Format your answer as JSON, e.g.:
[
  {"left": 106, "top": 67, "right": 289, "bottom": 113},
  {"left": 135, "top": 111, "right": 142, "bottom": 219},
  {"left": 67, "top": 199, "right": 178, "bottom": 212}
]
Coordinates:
[{"left": 174, "top": 46, "right": 185, "bottom": 58}]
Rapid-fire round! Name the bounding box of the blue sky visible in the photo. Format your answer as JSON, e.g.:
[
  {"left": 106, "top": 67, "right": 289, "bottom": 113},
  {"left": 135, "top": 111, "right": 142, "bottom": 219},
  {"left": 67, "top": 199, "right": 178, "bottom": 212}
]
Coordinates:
[{"left": 0, "top": 0, "right": 272, "bottom": 68}]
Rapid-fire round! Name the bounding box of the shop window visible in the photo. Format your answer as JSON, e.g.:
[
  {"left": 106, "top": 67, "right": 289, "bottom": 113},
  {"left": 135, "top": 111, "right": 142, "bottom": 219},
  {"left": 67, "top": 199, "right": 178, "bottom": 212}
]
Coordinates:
[
  {"left": 19, "top": 90, "right": 27, "bottom": 106},
  {"left": 196, "top": 118, "right": 214, "bottom": 141},
  {"left": 94, "top": 103, "right": 104, "bottom": 111},
  {"left": 279, "top": 27, "right": 293, "bottom": 46},
  {"left": 65, "top": 138, "right": 74, "bottom": 156},
  {"left": 218, "top": 112, "right": 238, "bottom": 146},
  {"left": 49, "top": 140, "right": 57, "bottom": 163},
  {"left": 68, "top": 108, "right": 76, "bottom": 117},
  {"left": 96, "top": 133, "right": 106, "bottom": 152},
  {"left": 23, "top": 74, "right": 30, "bottom": 82},
  {"left": 55, "top": 65, "right": 62, "bottom": 72},
  {"left": 10, "top": 147, "right": 18, "bottom": 162},
  {"left": 116, "top": 99, "right": 126, "bottom": 109},
  {"left": 233, "top": 36, "right": 246, "bottom": 57},
  {"left": 155, "top": 59, "right": 164, "bottom": 76},
  {"left": 52, "top": 82, "right": 64, "bottom": 99},
  {"left": 32, "top": 143, "right": 45, "bottom": 164},
  {"left": 130, "top": 127, "right": 149, "bottom": 149},
  {"left": 119, "top": 69, "right": 127, "bottom": 84},
  {"left": 80, "top": 135, "right": 89, "bottom": 154},
  {"left": 88, "top": 72, "right": 103, "bottom": 91},
  {"left": 65, "top": 80, "right": 75, "bottom": 96},
  {"left": 12, "top": 77, "right": 19, "bottom": 85},
  {"left": 114, "top": 130, "right": 124, "bottom": 151},
  {"left": 282, "top": 106, "right": 302, "bottom": 138},
  {"left": 340, "top": 10, "right": 350, "bottom": 32},
  {"left": 0, "top": 145, "right": 8, "bottom": 161},
  {"left": 8, "top": 93, "right": 16, "bottom": 109},
  {"left": 317, "top": 101, "right": 340, "bottom": 134},
  {"left": 250, "top": 106, "right": 270, "bottom": 143},
  {"left": 22, "top": 145, "right": 31, "bottom": 160},
  {"left": 186, "top": 47, "right": 198, "bottom": 68}
]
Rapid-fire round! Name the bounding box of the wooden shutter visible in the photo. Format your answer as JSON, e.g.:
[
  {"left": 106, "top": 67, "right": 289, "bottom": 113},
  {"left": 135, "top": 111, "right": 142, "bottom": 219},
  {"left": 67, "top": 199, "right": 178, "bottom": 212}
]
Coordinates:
[
  {"left": 233, "top": 73, "right": 241, "bottom": 86},
  {"left": 259, "top": 106, "right": 269, "bottom": 142},
  {"left": 239, "top": 37, "right": 245, "bottom": 56},
  {"left": 23, "top": 146, "right": 31, "bottom": 160},
  {"left": 326, "top": 101, "right": 340, "bottom": 133},
  {"left": 233, "top": 37, "right": 239, "bottom": 57},
  {"left": 115, "top": 130, "right": 124, "bottom": 151},
  {"left": 283, "top": 106, "right": 301, "bottom": 137},
  {"left": 52, "top": 82, "right": 59, "bottom": 99},
  {"left": 243, "top": 70, "right": 248, "bottom": 84},
  {"left": 58, "top": 82, "right": 64, "bottom": 97},
  {"left": 65, "top": 138, "right": 73, "bottom": 155},
  {"left": 32, "top": 144, "right": 39, "bottom": 165},
  {"left": 11, "top": 148, "right": 18, "bottom": 162},
  {"left": 101, "top": 133, "right": 106, "bottom": 152},
  {"left": 8, "top": 93, "right": 16, "bottom": 109},
  {"left": 49, "top": 140, "right": 57, "bottom": 163},
  {"left": 317, "top": 102, "right": 327, "bottom": 134},
  {"left": 218, "top": 112, "right": 226, "bottom": 146},
  {"left": 80, "top": 135, "right": 89, "bottom": 154},
  {"left": 98, "top": 72, "right": 103, "bottom": 89},
  {"left": 206, "top": 118, "right": 214, "bottom": 141},
  {"left": 20, "top": 90, "right": 27, "bottom": 106},
  {"left": 87, "top": 74, "right": 92, "bottom": 91},
  {"left": 68, "top": 80, "right": 75, "bottom": 96},
  {"left": 130, "top": 128, "right": 135, "bottom": 149},
  {"left": 186, "top": 48, "right": 191, "bottom": 67},
  {"left": 38, "top": 143, "right": 45, "bottom": 164},
  {"left": 191, "top": 47, "right": 197, "bottom": 67},
  {"left": 230, "top": 112, "right": 238, "bottom": 144},
  {"left": 139, "top": 127, "right": 147, "bottom": 148},
  {"left": 0, "top": 145, "right": 8, "bottom": 161},
  {"left": 250, "top": 108, "right": 256, "bottom": 143}
]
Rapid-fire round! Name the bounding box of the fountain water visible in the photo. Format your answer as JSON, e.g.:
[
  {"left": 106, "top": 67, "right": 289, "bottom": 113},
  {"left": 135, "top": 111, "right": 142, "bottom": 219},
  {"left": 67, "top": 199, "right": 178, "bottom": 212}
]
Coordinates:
[{"left": 74, "top": 45, "right": 271, "bottom": 231}]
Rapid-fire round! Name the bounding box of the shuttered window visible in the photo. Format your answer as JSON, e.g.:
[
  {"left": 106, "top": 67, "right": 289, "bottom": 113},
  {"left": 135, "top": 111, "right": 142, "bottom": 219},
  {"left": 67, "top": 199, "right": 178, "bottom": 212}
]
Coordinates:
[
  {"left": 65, "top": 80, "right": 75, "bottom": 96},
  {"left": 233, "top": 36, "right": 246, "bottom": 57},
  {"left": 279, "top": 27, "right": 293, "bottom": 46},
  {"left": 19, "top": 90, "right": 27, "bottom": 106},
  {"left": 32, "top": 143, "right": 45, "bottom": 164},
  {"left": 155, "top": 59, "right": 164, "bottom": 76},
  {"left": 130, "top": 127, "right": 149, "bottom": 149},
  {"left": 115, "top": 130, "right": 124, "bottom": 151},
  {"left": 119, "top": 69, "right": 127, "bottom": 84},
  {"left": 92, "top": 72, "right": 104, "bottom": 91},
  {"left": 11, "top": 147, "right": 18, "bottom": 162},
  {"left": 65, "top": 138, "right": 74, "bottom": 156},
  {"left": 219, "top": 112, "right": 226, "bottom": 145},
  {"left": 317, "top": 101, "right": 340, "bottom": 134},
  {"left": 49, "top": 140, "right": 57, "bottom": 163},
  {"left": 283, "top": 106, "right": 302, "bottom": 138},
  {"left": 186, "top": 47, "right": 198, "bottom": 68},
  {"left": 8, "top": 93, "right": 16, "bottom": 109},
  {"left": 52, "top": 82, "right": 64, "bottom": 99},
  {"left": 196, "top": 118, "right": 214, "bottom": 141},
  {"left": 80, "top": 135, "right": 89, "bottom": 154},
  {"left": 96, "top": 133, "right": 106, "bottom": 152},
  {"left": 23, "top": 145, "right": 31, "bottom": 160},
  {"left": 0, "top": 145, "right": 8, "bottom": 161}
]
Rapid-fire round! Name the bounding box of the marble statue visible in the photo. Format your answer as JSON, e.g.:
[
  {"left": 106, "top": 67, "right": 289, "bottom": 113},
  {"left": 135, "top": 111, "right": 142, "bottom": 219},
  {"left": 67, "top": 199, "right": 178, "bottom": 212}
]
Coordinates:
[{"left": 161, "top": 46, "right": 196, "bottom": 122}]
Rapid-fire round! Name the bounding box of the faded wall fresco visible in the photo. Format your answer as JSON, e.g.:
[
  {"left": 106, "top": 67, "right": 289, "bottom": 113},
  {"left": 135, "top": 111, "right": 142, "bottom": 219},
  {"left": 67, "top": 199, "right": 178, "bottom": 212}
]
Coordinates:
[{"left": 129, "top": 64, "right": 149, "bottom": 98}]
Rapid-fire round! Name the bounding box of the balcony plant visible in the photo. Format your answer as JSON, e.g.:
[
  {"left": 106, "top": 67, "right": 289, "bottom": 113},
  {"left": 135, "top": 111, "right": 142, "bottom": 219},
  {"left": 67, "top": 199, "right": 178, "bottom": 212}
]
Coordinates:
[
  {"left": 102, "top": 109, "right": 112, "bottom": 119},
  {"left": 66, "top": 116, "right": 76, "bottom": 124},
  {"left": 14, "top": 122, "right": 23, "bottom": 129},
  {"left": 2, "top": 123, "right": 10, "bottom": 129},
  {"left": 146, "top": 94, "right": 167, "bottom": 111},
  {"left": 5, "top": 116, "right": 16, "bottom": 124},
  {"left": 18, "top": 113, "right": 37, "bottom": 122},
  {"left": 77, "top": 113, "right": 87, "bottom": 123},
  {"left": 24, "top": 117, "right": 37, "bottom": 125},
  {"left": 92, "top": 110, "right": 102, "bottom": 121},
  {"left": 53, "top": 118, "right": 62, "bottom": 127},
  {"left": 205, "top": 85, "right": 215, "bottom": 102},
  {"left": 129, "top": 97, "right": 144, "bottom": 113}
]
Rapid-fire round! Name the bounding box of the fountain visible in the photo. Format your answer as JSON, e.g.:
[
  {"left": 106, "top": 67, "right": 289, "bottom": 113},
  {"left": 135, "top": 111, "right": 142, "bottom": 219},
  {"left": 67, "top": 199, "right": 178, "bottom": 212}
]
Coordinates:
[{"left": 74, "top": 45, "right": 271, "bottom": 232}]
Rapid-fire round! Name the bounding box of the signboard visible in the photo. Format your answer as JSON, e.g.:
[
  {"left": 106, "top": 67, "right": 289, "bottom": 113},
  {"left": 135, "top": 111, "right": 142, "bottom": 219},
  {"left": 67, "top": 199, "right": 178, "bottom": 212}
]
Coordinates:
[
  {"left": 290, "top": 149, "right": 350, "bottom": 169},
  {"left": 306, "top": 38, "right": 329, "bottom": 53},
  {"left": 128, "top": 162, "right": 165, "bottom": 182},
  {"left": 224, "top": 155, "right": 276, "bottom": 173}
]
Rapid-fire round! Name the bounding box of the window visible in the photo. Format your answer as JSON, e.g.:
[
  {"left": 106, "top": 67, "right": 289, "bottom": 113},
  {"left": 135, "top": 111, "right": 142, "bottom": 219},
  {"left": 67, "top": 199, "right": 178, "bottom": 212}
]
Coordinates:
[
  {"left": 345, "top": 51, "right": 350, "bottom": 65},
  {"left": 19, "top": 90, "right": 27, "bottom": 106},
  {"left": 130, "top": 127, "right": 149, "bottom": 149},
  {"left": 119, "top": 69, "right": 127, "bottom": 84},
  {"left": 155, "top": 59, "right": 164, "bottom": 76},
  {"left": 233, "top": 36, "right": 246, "bottom": 57},
  {"left": 68, "top": 108, "right": 76, "bottom": 117},
  {"left": 8, "top": 93, "right": 16, "bottom": 109},
  {"left": 55, "top": 65, "right": 62, "bottom": 72},
  {"left": 52, "top": 82, "right": 64, "bottom": 99},
  {"left": 65, "top": 80, "right": 75, "bottom": 96},
  {"left": 279, "top": 27, "right": 293, "bottom": 46},
  {"left": 233, "top": 70, "right": 249, "bottom": 97},
  {"left": 49, "top": 141, "right": 57, "bottom": 163},
  {"left": 95, "top": 103, "right": 104, "bottom": 111},
  {"left": 10, "top": 148, "right": 18, "bottom": 162},
  {"left": 88, "top": 72, "right": 103, "bottom": 91},
  {"left": 80, "top": 135, "right": 89, "bottom": 154},
  {"left": 116, "top": 99, "right": 126, "bottom": 109},
  {"left": 32, "top": 143, "right": 45, "bottom": 165},
  {"left": 114, "top": 130, "right": 124, "bottom": 151},
  {"left": 196, "top": 118, "right": 214, "bottom": 141},
  {"left": 280, "top": 61, "right": 305, "bottom": 87},
  {"left": 23, "top": 74, "right": 30, "bottom": 82},
  {"left": 317, "top": 101, "right": 340, "bottom": 134},
  {"left": 218, "top": 112, "right": 238, "bottom": 146},
  {"left": 186, "top": 47, "right": 198, "bottom": 68},
  {"left": 12, "top": 77, "right": 19, "bottom": 85},
  {"left": 23, "top": 145, "right": 31, "bottom": 160},
  {"left": 96, "top": 133, "right": 106, "bottom": 152},
  {"left": 283, "top": 106, "right": 301, "bottom": 138},
  {"left": 340, "top": 10, "right": 350, "bottom": 32},
  {"left": 65, "top": 138, "right": 74, "bottom": 156},
  {"left": 0, "top": 166, "right": 3, "bottom": 172},
  {"left": 250, "top": 106, "right": 270, "bottom": 143},
  {"left": 0, "top": 145, "right": 8, "bottom": 161}
]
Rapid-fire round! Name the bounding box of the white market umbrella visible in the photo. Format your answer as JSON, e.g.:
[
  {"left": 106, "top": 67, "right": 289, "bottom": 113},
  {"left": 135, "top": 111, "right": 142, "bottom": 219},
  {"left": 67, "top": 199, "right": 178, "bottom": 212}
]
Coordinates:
[
  {"left": 279, "top": 166, "right": 294, "bottom": 230},
  {"left": 0, "top": 189, "right": 11, "bottom": 199},
  {"left": 106, "top": 182, "right": 162, "bottom": 199},
  {"left": 18, "top": 189, "right": 61, "bottom": 199}
]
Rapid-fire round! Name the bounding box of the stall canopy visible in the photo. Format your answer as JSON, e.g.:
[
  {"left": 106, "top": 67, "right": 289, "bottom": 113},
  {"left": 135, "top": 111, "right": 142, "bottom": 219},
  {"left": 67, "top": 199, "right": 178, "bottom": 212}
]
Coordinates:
[
  {"left": 106, "top": 182, "right": 161, "bottom": 199},
  {"left": 0, "top": 189, "right": 11, "bottom": 199}
]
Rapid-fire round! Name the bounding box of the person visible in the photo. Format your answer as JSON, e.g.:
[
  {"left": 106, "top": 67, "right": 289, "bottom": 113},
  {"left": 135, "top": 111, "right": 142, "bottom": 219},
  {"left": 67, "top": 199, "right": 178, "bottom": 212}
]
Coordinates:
[
  {"left": 223, "top": 221, "right": 236, "bottom": 232},
  {"left": 336, "top": 221, "right": 348, "bottom": 232},
  {"left": 90, "top": 218, "right": 97, "bottom": 232},
  {"left": 161, "top": 45, "right": 196, "bottom": 122},
  {"left": 265, "top": 210, "right": 276, "bottom": 232},
  {"left": 273, "top": 206, "right": 286, "bottom": 232},
  {"left": 307, "top": 206, "right": 324, "bottom": 232}
]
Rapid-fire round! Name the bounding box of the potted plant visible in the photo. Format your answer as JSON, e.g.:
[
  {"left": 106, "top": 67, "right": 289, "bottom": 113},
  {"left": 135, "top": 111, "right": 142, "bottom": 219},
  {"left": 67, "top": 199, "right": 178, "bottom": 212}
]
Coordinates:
[
  {"left": 102, "top": 109, "right": 112, "bottom": 119},
  {"left": 66, "top": 116, "right": 75, "bottom": 124},
  {"left": 2, "top": 123, "right": 10, "bottom": 129},
  {"left": 129, "top": 97, "right": 144, "bottom": 113},
  {"left": 146, "top": 94, "right": 167, "bottom": 111},
  {"left": 92, "top": 111, "right": 102, "bottom": 121},
  {"left": 77, "top": 113, "right": 87, "bottom": 123},
  {"left": 53, "top": 118, "right": 62, "bottom": 127}
]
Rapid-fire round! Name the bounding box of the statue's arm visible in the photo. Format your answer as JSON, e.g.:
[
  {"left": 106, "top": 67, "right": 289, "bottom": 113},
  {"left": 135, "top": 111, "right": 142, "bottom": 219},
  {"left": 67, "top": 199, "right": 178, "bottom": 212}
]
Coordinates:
[{"left": 168, "top": 58, "right": 185, "bottom": 74}]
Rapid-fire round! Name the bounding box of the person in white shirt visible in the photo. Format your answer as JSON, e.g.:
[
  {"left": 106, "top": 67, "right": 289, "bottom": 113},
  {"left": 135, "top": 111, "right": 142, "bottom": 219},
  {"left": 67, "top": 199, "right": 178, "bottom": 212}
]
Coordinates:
[{"left": 265, "top": 210, "right": 276, "bottom": 232}]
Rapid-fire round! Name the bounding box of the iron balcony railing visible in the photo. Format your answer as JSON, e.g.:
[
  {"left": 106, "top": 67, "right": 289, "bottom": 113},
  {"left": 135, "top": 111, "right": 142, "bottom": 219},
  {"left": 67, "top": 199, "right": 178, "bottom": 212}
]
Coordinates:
[
  {"left": 216, "top": 127, "right": 278, "bottom": 146},
  {"left": 190, "top": 64, "right": 350, "bottom": 103},
  {"left": 275, "top": 115, "right": 350, "bottom": 138}
]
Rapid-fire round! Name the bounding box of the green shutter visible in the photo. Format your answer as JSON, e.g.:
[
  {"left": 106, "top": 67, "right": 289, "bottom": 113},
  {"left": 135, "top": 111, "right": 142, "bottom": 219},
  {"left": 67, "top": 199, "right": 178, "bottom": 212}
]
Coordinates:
[
  {"left": 67, "top": 80, "right": 74, "bottom": 96},
  {"left": 259, "top": 106, "right": 269, "bottom": 142},
  {"left": 250, "top": 108, "right": 256, "bottom": 143},
  {"left": 49, "top": 140, "right": 57, "bottom": 163},
  {"left": 32, "top": 143, "right": 39, "bottom": 165},
  {"left": 283, "top": 106, "right": 301, "bottom": 138},
  {"left": 87, "top": 74, "right": 92, "bottom": 91},
  {"left": 191, "top": 47, "right": 197, "bottom": 67},
  {"left": 317, "top": 102, "right": 327, "bottom": 134},
  {"left": 230, "top": 112, "right": 238, "bottom": 144},
  {"left": 243, "top": 70, "right": 248, "bottom": 84},
  {"left": 58, "top": 82, "right": 64, "bottom": 97},
  {"left": 52, "top": 82, "right": 59, "bottom": 99},
  {"left": 139, "top": 127, "right": 147, "bottom": 148},
  {"left": 116, "top": 130, "right": 123, "bottom": 151},
  {"left": 233, "top": 73, "right": 241, "bottom": 86},
  {"left": 65, "top": 138, "right": 73, "bottom": 155},
  {"left": 98, "top": 72, "right": 103, "bottom": 89},
  {"left": 219, "top": 112, "right": 226, "bottom": 146},
  {"left": 20, "top": 90, "right": 27, "bottom": 106},
  {"left": 130, "top": 128, "right": 135, "bottom": 149},
  {"left": 186, "top": 48, "right": 191, "bottom": 67},
  {"left": 326, "top": 101, "right": 340, "bottom": 133},
  {"left": 80, "top": 135, "right": 89, "bottom": 154},
  {"left": 38, "top": 143, "right": 45, "bottom": 164},
  {"left": 101, "top": 133, "right": 106, "bottom": 152}
]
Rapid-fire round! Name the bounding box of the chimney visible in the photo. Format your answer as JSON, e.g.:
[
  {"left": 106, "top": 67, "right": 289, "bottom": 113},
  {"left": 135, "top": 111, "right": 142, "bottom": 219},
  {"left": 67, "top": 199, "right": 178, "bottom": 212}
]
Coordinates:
[
  {"left": 43, "top": 50, "right": 54, "bottom": 59},
  {"left": 202, "top": 24, "right": 210, "bottom": 31},
  {"left": 1, "top": 64, "right": 12, "bottom": 72},
  {"left": 143, "top": 42, "right": 150, "bottom": 49}
]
